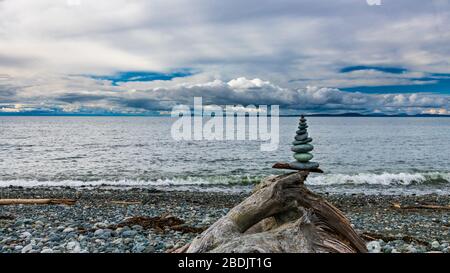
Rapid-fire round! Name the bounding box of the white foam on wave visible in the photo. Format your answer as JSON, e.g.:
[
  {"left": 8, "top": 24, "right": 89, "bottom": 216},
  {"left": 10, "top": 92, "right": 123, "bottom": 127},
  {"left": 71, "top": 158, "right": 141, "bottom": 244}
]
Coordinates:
[
  {"left": 0, "top": 177, "right": 228, "bottom": 188},
  {"left": 306, "top": 172, "right": 450, "bottom": 186},
  {"left": 0, "top": 172, "right": 448, "bottom": 191},
  {"left": 0, "top": 177, "right": 253, "bottom": 193}
]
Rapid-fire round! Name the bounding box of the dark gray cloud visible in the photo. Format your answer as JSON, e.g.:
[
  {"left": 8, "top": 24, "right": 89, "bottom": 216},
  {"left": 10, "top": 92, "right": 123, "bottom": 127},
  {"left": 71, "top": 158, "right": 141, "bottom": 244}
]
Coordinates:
[
  {"left": 57, "top": 93, "right": 112, "bottom": 103},
  {"left": 118, "top": 98, "right": 170, "bottom": 111},
  {"left": 0, "top": 82, "right": 18, "bottom": 103}
]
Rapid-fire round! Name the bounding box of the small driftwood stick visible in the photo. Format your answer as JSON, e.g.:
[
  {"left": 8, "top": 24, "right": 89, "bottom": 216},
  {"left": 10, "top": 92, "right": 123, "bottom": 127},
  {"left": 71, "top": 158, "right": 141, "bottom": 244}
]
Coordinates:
[
  {"left": 391, "top": 202, "right": 450, "bottom": 210},
  {"left": 110, "top": 201, "right": 141, "bottom": 205},
  {"left": 179, "top": 172, "right": 366, "bottom": 253},
  {"left": 0, "top": 199, "right": 76, "bottom": 206},
  {"left": 361, "top": 232, "right": 430, "bottom": 246}
]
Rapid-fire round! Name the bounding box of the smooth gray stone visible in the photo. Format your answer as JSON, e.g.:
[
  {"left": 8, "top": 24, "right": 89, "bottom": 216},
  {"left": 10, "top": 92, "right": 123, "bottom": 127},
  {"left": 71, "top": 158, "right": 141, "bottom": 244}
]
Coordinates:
[
  {"left": 298, "top": 125, "right": 308, "bottom": 129},
  {"left": 292, "top": 138, "right": 312, "bottom": 145},
  {"left": 296, "top": 129, "right": 307, "bottom": 135},
  {"left": 293, "top": 152, "right": 313, "bottom": 162},
  {"left": 294, "top": 133, "right": 308, "bottom": 141},
  {"left": 122, "top": 230, "right": 138, "bottom": 237},
  {"left": 288, "top": 161, "right": 319, "bottom": 170},
  {"left": 291, "top": 144, "right": 313, "bottom": 153},
  {"left": 299, "top": 122, "right": 307, "bottom": 126}
]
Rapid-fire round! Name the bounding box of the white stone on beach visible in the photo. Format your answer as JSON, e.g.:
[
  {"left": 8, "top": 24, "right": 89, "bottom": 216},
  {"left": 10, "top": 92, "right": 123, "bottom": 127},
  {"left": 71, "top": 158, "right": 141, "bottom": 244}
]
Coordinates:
[
  {"left": 21, "top": 244, "right": 33, "bottom": 253},
  {"left": 366, "top": 241, "right": 381, "bottom": 253},
  {"left": 41, "top": 248, "right": 54, "bottom": 253},
  {"left": 406, "top": 245, "right": 417, "bottom": 253},
  {"left": 20, "top": 231, "right": 32, "bottom": 239},
  {"left": 66, "top": 241, "right": 81, "bottom": 253},
  {"left": 431, "top": 240, "right": 440, "bottom": 249},
  {"left": 62, "top": 227, "right": 75, "bottom": 233}
]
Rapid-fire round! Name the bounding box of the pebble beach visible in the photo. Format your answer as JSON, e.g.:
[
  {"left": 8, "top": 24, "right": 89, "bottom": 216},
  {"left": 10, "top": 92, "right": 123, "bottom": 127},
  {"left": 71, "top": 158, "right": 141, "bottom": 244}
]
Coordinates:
[{"left": 1, "top": 187, "right": 449, "bottom": 253}]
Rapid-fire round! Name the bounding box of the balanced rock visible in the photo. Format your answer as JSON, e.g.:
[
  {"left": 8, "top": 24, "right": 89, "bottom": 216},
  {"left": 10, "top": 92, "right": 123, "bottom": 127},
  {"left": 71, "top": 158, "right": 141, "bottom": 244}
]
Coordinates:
[
  {"left": 288, "top": 161, "right": 319, "bottom": 170},
  {"left": 289, "top": 115, "right": 319, "bottom": 170},
  {"left": 292, "top": 138, "right": 313, "bottom": 145},
  {"left": 295, "top": 133, "right": 308, "bottom": 141},
  {"left": 293, "top": 152, "right": 313, "bottom": 162},
  {"left": 273, "top": 115, "right": 320, "bottom": 171},
  {"left": 291, "top": 144, "right": 314, "bottom": 153}
]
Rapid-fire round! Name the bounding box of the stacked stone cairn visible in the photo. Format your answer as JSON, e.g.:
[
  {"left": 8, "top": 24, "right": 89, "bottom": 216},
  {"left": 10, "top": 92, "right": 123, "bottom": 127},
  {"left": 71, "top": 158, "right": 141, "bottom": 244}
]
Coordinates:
[{"left": 290, "top": 115, "right": 319, "bottom": 170}]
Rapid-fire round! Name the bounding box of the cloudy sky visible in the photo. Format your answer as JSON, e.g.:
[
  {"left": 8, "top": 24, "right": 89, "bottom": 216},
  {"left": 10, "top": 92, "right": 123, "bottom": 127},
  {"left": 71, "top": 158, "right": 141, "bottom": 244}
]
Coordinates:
[{"left": 0, "top": 0, "right": 449, "bottom": 115}]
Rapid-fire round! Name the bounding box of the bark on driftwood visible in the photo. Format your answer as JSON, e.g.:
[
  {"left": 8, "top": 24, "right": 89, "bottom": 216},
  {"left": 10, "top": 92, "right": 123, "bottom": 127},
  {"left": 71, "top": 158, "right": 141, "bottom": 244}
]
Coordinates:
[{"left": 179, "top": 172, "right": 367, "bottom": 253}]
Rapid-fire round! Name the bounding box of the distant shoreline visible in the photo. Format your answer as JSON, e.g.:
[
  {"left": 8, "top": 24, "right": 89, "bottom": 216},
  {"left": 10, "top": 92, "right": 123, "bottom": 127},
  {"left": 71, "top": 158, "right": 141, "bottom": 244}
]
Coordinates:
[{"left": 1, "top": 113, "right": 449, "bottom": 117}]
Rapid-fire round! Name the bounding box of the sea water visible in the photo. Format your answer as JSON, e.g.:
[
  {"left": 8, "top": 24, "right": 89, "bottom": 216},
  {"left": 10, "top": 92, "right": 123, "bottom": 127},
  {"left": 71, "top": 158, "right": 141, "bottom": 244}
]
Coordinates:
[{"left": 0, "top": 116, "right": 449, "bottom": 195}]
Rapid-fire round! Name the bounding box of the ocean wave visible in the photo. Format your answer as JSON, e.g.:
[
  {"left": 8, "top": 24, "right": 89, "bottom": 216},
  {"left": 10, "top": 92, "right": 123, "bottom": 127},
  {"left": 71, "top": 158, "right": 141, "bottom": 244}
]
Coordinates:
[
  {"left": 306, "top": 172, "right": 450, "bottom": 186},
  {"left": 0, "top": 172, "right": 448, "bottom": 190},
  {"left": 0, "top": 176, "right": 255, "bottom": 193}
]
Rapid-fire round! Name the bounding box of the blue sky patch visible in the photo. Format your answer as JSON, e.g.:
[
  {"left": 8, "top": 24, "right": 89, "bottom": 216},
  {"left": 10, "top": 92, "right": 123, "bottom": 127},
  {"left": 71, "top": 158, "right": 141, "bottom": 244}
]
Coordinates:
[
  {"left": 340, "top": 66, "right": 407, "bottom": 74},
  {"left": 342, "top": 77, "right": 450, "bottom": 94},
  {"left": 340, "top": 66, "right": 450, "bottom": 94},
  {"left": 89, "top": 69, "right": 195, "bottom": 86}
]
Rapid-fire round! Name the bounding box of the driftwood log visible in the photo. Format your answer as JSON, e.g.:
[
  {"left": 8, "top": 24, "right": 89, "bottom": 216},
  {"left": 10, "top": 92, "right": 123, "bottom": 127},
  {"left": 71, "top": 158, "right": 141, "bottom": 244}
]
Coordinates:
[
  {"left": 0, "top": 199, "right": 76, "bottom": 206},
  {"left": 178, "top": 172, "right": 367, "bottom": 253}
]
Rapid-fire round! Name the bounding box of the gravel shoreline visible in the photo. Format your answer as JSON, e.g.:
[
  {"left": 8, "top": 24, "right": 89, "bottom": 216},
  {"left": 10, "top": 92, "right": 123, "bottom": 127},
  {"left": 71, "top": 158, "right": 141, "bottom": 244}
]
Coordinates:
[{"left": 1, "top": 187, "right": 449, "bottom": 253}]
